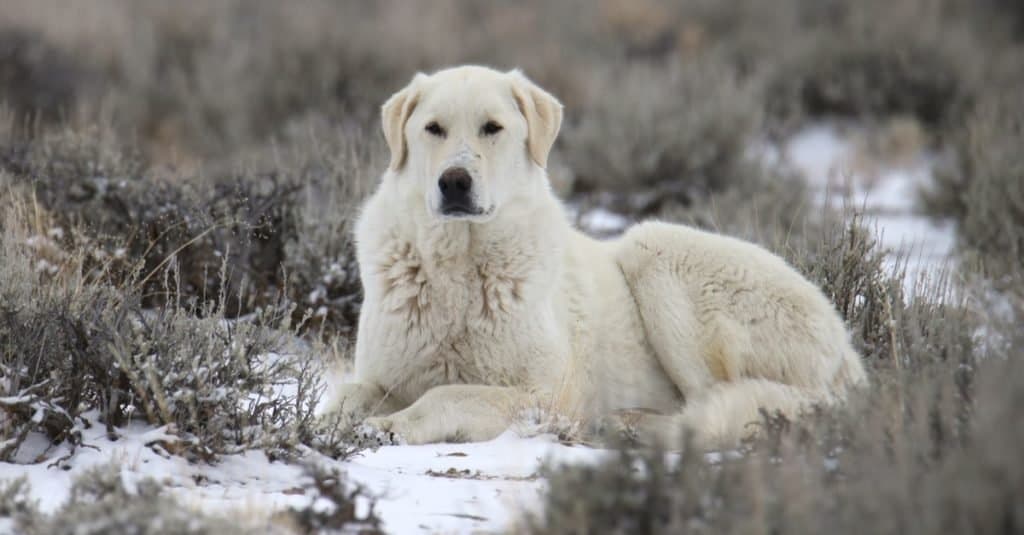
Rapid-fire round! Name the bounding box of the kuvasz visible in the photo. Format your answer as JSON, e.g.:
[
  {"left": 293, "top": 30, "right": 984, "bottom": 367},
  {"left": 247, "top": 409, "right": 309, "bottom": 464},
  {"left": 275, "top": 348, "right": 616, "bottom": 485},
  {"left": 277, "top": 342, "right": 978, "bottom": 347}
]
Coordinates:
[{"left": 325, "top": 65, "right": 867, "bottom": 449}]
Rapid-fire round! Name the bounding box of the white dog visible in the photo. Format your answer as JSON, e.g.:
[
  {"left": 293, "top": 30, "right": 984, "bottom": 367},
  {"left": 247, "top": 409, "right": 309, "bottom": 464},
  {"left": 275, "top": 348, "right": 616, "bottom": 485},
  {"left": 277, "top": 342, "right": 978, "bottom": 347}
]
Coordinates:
[{"left": 325, "top": 65, "right": 867, "bottom": 449}]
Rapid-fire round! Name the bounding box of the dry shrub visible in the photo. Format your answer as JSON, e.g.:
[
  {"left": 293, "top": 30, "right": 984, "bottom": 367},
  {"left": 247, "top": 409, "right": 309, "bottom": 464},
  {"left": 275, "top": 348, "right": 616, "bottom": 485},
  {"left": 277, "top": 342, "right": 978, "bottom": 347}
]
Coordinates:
[
  {"left": 0, "top": 190, "right": 341, "bottom": 462},
  {"left": 277, "top": 116, "right": 382, "bottom": 338},
  {"left": 0, "top": 0, "right": 604, "bottom": 160},
  {"left": 1, "top": 0, "right": 397, "bottom": 159},
  {"left": 0, "top": 113, "right": 377, "bottom": 335},
  {"left": 764, "top": 11, "right": 980, "bottom": 138},
  {"left": 581, "top": 0, "right": 989, "bottom": 141},
  {"left": 1, "top": 0, "right": 1015, "bottom": 160},
  {"left": 923, "top": 95, "right": 1024, "bottom": 291},
  {"left": 107, "top": 302, "right": 320, "bottom": 461},
  {"left": 528, "top": 353, "right": 1022, "bottom": 534},
  {"left": 0, "top": 477, "right": 35, "bottom": 527},
  {"left": 779, "top": 211, "right": 976, "bottom": 377},
  {"left": 656, "top": 166, "right": 813, "bottom": 248},
  {"left": 279, "top": 463, "right": 383, "bottom": 534},
  {"left": 96, "top": 0, "right": 364, "bottom": 159},
  {"left": 741, "top": 0, "right": 981, "bottom": 138},
  {"left": 590, "top": 0, "right": 993, "bottom": 144},
  {"left": 562, "top": 60, "right": 761, "bottom": 202},
  {"left": 0, "top": 119, "right": 298, "bottom": 318},
  {"left": 0, "top": 26, "right": 82, "bottom": 123},
  {"left": 0, "top": 192, "right": 121, "bottom": 461},
  {"left": 786, "top": 213, "right": 910, "bottom": 363}
]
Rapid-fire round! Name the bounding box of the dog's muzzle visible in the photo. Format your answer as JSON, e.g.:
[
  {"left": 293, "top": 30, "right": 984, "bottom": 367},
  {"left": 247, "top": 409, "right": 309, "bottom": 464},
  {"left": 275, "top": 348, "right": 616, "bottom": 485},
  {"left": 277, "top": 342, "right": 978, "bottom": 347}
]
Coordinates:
[{"left": 438, "top": 167, "right": 481, "bottom": 216}]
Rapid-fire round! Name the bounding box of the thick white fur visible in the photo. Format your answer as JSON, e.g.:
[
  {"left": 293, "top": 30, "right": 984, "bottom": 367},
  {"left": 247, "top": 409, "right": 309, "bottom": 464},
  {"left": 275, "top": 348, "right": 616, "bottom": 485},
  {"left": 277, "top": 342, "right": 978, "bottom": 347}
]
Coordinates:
[{"left": 325, "top": 65, "right": 867, "bottom": 449}]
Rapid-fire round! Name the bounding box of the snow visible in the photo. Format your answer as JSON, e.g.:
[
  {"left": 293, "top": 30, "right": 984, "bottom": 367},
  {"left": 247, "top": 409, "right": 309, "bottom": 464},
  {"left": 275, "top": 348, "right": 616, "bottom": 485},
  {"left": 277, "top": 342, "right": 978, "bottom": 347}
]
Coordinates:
[
  {"left": 0, "top": 410, "right": 606, "bottom": 533},
  {"left": 341, "top": 432, "right": 605, "bottom": 533},
  {"left": 579, "top": 208, "right": 630, "bottom": 236},
  {"left": 0, "top": 122, "right": 960, "bottom": 533},
  {"left": 1, "top": 418, "right": 303, "bottom": 517}
]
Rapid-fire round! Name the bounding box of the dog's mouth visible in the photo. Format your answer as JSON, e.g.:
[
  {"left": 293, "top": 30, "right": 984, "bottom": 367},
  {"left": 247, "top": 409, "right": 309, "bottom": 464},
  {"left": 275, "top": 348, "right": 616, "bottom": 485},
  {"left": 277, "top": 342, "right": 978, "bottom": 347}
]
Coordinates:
[
  {"left": 439, "top": 203, "right": 494, "bottom": 219},
  {"left": 441, "top": 204, "right": 481, "bottom": 216}
]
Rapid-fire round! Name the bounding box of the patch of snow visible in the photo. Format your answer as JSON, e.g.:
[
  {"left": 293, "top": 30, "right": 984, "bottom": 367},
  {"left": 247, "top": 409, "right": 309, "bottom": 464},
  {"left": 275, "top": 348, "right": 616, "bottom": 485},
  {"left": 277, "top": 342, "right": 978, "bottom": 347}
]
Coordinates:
[
  {"left": 777, "top": 123, "right": 958, "bottom": 291},
  {"left": 785, "top": 125, "right": 851, "bottom": 192},
  {"left": 579, "top": 207, "right": 630, "bottom": 236},
  {"left": 340, "top": 431, "right": 605, "bottom": 533},
  {"left": 1, "top": 415, "right": 308, "bottom": 516}
]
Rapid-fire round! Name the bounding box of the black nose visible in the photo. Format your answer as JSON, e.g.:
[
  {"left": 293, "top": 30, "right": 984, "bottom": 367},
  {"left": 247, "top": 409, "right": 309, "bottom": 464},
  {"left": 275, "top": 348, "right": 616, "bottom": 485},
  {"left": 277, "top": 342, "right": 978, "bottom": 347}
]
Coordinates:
[{"left": 438, "top": 167, "right": 473, "bottom": 200}]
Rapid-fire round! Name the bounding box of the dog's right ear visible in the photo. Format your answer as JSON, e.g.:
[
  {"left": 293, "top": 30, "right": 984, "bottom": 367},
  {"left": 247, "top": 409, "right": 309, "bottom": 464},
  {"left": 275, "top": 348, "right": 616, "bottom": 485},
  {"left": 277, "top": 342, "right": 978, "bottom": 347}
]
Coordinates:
[
  {"left": 509, "top": 69, "right": 563, "bottom": 169},
  {"left": 381, "top": 73, "right": 426, "bottom": 172}
]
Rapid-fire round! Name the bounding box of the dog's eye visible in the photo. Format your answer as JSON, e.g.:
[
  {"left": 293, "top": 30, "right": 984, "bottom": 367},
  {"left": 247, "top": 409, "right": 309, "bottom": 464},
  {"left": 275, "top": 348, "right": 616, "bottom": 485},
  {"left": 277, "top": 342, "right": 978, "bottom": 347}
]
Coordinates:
[
  {"left": 425, "top": 122, "right": 446, "bottom": 137},
  {"left": 481, "top": 121, "right": 503, "bottom": 136}
]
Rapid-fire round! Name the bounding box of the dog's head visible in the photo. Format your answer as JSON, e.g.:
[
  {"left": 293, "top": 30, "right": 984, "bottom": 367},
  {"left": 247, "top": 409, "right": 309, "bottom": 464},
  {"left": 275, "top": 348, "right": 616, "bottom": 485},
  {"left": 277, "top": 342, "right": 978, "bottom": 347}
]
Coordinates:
[{"left": 381, "top": 66, "right": 562, "bottom": 222}]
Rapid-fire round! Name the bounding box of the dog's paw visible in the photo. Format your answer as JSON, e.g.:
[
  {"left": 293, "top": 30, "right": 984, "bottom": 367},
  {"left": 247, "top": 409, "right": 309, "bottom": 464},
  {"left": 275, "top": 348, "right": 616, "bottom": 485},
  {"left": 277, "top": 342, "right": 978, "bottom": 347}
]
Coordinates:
[
  {"left": 588, "top": 414, "right": 638, "bottom": 446},
  {"left": 590, "top": 408, "right": 669, "bottom": 447},
  {"left": 353, "top": 419, "right": 406, "bottom": 448}
]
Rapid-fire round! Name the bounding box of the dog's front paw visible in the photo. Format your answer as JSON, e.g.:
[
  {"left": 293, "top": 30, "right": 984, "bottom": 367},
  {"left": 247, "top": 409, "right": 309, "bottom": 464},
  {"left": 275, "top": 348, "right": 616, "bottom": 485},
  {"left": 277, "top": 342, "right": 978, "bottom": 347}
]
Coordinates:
[{"left": 354, "top": 418, "right": 406, "bottom": 448}]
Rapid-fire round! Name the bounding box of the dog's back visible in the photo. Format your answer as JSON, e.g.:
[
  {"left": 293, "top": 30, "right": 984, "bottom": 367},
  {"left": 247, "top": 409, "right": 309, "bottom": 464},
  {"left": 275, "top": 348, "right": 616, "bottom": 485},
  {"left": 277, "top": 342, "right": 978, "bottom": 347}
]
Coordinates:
[{"left": 611, "top": 221, "right": 867, "bottom": 447}]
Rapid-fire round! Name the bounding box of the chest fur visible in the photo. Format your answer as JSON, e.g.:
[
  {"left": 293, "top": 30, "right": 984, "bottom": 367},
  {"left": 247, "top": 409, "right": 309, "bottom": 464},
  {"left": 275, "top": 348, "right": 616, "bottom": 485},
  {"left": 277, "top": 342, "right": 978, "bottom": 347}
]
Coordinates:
[
  {"left": 361, "top": 230, "right": 544, "bottom": 395},
  {"left": 374, "top": 234, "right": 531, "bottom": 326}
]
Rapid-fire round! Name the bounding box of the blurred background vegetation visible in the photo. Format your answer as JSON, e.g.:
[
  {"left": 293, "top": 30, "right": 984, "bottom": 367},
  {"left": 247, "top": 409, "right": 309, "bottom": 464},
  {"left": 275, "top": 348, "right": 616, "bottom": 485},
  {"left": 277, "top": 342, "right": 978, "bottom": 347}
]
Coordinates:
[{"left": 0, "top": 0, "right": 1022, "bottom": 533}]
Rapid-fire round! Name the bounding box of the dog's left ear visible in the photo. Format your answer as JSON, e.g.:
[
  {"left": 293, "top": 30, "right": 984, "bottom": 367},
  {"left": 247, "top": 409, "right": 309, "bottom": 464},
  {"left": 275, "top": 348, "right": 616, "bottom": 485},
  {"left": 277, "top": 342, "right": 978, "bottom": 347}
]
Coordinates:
[
  {"left": 509, "top": 70, "right": 563, "bottom": 169},
  {"left": 381, "top": 73, "right": 427, "bottom": 172}
]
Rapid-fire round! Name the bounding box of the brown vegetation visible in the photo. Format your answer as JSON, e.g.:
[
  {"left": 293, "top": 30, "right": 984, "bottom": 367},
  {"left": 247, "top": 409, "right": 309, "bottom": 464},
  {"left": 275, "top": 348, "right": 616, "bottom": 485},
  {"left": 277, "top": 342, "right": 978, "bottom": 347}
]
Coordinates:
[{"left": 0, "top": 0, "right": 1021, "bottom": 532}]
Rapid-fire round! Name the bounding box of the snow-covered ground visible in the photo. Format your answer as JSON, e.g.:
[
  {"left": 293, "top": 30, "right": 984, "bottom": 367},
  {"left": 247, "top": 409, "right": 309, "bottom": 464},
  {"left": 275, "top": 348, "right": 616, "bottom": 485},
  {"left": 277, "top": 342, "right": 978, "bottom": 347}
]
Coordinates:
[
  {"left": 0, "top": 123, "right": 958, "bottom": 534},
  {"left": 3, "top": 412, "right": 606, "bottom": 533},
  {"left": 335, "top": 432, "right": 604, "bottom": 532}
]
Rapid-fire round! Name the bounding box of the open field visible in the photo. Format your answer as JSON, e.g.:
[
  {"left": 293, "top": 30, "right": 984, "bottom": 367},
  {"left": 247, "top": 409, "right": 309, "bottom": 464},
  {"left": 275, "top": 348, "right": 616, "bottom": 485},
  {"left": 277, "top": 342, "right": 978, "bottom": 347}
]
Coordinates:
[{"left": 1, "top": 1, "right": 1022, "bottom": 533}]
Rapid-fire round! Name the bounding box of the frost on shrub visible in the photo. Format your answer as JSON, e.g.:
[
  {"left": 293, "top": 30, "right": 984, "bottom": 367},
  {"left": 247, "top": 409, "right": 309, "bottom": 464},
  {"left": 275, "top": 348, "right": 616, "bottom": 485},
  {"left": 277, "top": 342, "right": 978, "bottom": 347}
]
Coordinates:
[
  {"left": 278, "top": 117, "right": 382, "bottom": 338},
  {"left": 107, "top": 301, "right": 323, "bottom": 461},
  {"left": 0, "top": 200, "right": 118, "bottom": 461}
]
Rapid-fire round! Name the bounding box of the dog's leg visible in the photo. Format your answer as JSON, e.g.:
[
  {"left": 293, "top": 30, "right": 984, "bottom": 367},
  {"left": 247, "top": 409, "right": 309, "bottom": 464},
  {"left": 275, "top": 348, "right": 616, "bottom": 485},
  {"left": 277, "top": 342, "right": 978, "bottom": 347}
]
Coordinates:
[
  {"left": 619, "top": 379, "right": 825, "bottom": 450},
  {"left": 675, "top": 379, "right": 824, "bottom": 449},
  {"left": 362, "top": 384, "right": 527, "bottom": 444},
  {"left": 323, "top": 382, "right": 406, "bottom": 422}
]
